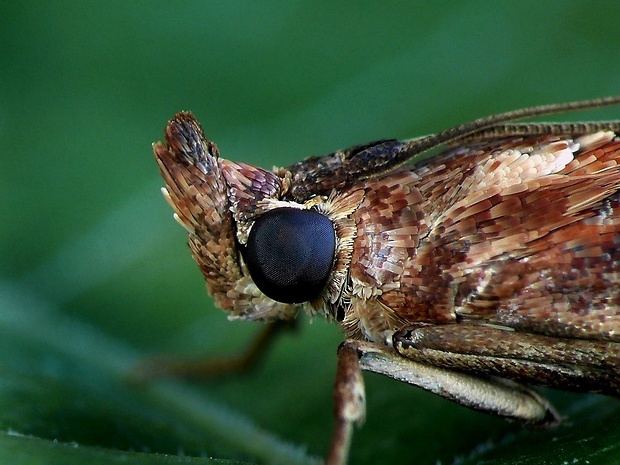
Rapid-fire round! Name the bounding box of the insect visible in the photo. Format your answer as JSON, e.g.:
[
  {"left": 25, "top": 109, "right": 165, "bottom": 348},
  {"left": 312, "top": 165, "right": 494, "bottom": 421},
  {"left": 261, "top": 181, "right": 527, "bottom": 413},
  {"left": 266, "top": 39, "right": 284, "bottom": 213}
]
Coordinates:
[{"left": 153, "top": 96, "right": 620, "bottom": 465}]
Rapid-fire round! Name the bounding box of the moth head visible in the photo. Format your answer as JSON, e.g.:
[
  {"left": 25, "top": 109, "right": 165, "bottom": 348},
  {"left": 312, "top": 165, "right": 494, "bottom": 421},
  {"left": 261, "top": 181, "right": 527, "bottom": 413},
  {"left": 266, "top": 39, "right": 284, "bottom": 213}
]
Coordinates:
[{"left": 153, "top": 112, "right": 360, "bottom": 322}]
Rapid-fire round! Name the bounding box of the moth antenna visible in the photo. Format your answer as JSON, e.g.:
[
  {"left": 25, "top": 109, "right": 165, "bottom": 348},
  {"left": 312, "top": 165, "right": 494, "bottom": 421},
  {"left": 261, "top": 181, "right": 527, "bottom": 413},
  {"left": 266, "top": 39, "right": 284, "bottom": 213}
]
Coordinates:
[
  {"left": 380, "top": 95, "right": 620, "bottom": 175},
  {"left": 288, "top": 96, "right": 620, "bottom": 201},
  {"left": 406, "top": 96, "right": 620, "bottom": 152},
  {"left": 460, "top": 120, "right": 620, "bottom": 140}
]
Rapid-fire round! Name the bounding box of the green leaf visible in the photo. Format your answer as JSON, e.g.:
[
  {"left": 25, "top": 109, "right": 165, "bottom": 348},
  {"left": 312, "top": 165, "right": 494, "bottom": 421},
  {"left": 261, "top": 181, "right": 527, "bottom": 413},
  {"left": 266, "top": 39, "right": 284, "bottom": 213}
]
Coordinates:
[
  {"left": 0, "top": 431, "right": 243, "bottom": 465},
  {"left": 0, "top": 282, "right": 323, "bottom": 464}
]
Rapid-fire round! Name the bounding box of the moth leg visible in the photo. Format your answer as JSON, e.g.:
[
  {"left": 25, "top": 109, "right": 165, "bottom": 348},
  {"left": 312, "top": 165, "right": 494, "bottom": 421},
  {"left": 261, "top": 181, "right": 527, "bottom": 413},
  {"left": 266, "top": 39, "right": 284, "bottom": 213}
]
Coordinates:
[
  {"left": 326, "top": 342, "right": 366, "bottom": 465},
  {"left": 133, "top": 319, "right": 294, "bottom": 381},
  {"left": 394, "top": 324, "right": 620, "bottom": 396},
  {"left": 343, "top": 339, "right": 559, "bottom": 428}
]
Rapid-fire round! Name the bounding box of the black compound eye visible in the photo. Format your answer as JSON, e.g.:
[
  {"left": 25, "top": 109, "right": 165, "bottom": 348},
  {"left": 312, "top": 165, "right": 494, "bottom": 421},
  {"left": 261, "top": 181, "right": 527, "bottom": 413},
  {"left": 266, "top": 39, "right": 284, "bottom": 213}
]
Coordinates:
[{"left": 244, "top": 208, "right": 336, "bottom": 304}]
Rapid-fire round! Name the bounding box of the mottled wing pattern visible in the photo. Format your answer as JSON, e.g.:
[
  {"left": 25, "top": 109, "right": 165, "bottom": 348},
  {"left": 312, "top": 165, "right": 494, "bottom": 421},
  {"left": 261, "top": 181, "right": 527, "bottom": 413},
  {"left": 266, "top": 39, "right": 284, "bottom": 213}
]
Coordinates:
[{"left": 412, "top": 133, "right": 620, "bottom": 341}]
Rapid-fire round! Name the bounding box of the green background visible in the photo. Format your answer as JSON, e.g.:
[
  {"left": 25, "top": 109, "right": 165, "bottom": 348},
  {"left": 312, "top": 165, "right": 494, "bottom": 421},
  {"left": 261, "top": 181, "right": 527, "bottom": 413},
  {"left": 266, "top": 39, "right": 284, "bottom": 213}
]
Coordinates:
[{"left": 2, "top": 1, "right": 620, "bottom": 464}]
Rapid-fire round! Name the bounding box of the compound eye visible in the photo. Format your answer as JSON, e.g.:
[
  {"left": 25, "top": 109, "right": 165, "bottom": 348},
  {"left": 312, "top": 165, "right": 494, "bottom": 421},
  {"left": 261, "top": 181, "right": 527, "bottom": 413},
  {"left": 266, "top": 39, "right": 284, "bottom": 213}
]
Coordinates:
[{"left": 244, "top": 208, "right": 336, "bottom": 304}]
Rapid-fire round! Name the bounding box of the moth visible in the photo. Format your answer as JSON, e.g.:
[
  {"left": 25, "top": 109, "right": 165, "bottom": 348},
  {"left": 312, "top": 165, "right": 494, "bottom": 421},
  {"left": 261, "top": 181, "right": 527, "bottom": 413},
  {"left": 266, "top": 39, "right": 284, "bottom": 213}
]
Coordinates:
[{"left": 153, "top": 96, "right": 620, "bottom": 465}]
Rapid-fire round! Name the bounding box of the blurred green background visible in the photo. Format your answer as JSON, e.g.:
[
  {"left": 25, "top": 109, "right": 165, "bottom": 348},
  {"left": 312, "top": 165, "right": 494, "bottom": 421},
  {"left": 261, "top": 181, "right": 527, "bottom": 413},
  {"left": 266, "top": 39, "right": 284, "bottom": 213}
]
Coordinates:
[{"left": 2, "top": 1, "right": 620, "bottom": 464}]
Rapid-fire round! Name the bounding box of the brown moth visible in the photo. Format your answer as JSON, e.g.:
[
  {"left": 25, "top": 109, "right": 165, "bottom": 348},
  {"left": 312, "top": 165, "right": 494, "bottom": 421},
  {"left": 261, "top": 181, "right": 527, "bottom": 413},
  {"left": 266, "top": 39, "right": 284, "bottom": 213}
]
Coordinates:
[{"left": 153, "top": 96, "right": 620, "bottom": 465}]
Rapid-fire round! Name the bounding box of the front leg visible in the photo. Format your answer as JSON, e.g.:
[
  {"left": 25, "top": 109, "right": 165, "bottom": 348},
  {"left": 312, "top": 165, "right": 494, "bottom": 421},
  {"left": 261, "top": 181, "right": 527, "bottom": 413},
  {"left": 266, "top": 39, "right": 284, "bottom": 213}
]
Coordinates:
[
  {"left": 394, "top": 325, "right": 620, "bottom": 396},
  {"left": 355, "top": 339, "right": 558, "bottom": 425},
  {"left": 327, "top": 343, "right": 366, "bottom": 465},
  {"left": 327, "top": 339, "right": 558, "bottom": 465}
]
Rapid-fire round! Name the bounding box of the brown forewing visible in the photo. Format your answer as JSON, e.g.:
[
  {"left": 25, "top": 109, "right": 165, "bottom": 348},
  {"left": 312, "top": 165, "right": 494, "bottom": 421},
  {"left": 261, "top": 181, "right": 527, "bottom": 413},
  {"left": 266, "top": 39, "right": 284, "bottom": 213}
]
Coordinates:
[{"left": 346, "top": 133, "right": 620, "bottom": 341}]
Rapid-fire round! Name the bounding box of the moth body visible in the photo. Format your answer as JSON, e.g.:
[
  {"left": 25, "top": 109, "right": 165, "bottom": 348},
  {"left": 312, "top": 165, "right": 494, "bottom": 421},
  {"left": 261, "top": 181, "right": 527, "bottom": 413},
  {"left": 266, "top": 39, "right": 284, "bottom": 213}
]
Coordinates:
[{"left": 154, "top": 97, "right": 620, "bottom": 464}]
